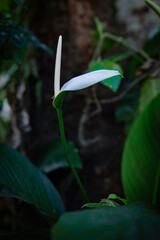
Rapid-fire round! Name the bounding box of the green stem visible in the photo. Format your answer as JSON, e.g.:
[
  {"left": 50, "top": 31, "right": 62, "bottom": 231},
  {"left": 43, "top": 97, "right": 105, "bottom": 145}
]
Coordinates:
[
  {"left": 56, "top": 108, "right": 89, "bottom": 203},
  {"left": 145, "top": 0, "right": 160, "bottom": 17},
  {"left": 102, "top": 32, "right": 150, "bottom": 61}
]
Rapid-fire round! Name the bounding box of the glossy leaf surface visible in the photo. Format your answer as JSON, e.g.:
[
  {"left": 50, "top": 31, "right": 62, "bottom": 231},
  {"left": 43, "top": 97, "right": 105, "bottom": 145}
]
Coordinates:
[
  {"left": 0, "top": 144, "right": 65, "bottom": 221},
  {"left": 122, "top": 94, "right": 160, "bottom": 204},
  {"left": 52, "top": 203, "right": 160, "bottom": 240},
  {"left": 139, "top": 78, "right": 160, "bottom": 112}
]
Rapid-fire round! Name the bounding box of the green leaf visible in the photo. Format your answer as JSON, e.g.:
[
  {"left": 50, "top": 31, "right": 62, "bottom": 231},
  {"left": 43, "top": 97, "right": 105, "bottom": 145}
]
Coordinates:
[
  {"left": 89, "top": 59, "right": 123, "bottom": 91},
  {"left": 94, "top": 17, "right": 106, "bottom": 36},
  {"left": 52, "top": 203, "right": 160, "bottom": 240},
  {"left": 0, "top": 144, "right": 65, "bottom": 221},
  {"left": 122, "top": 94, "right": 160, "bottom": 205},
  {"left": 107, "top": 193, "right": 127, "bottom": 204},
  {"left": 89, "top": 59, "right": 123, "bottom": 74},
  {"left": 82, "top": 200, "right": 119, "bottom": 209},
  {"left": 40, "top": 140, "right": 82, "bottom": 173},
  {"left": 139, "top": 78, "right": 160, "bottom": 112},
  {"left": 101, "top": 75, "right": 122, "bottom": 92},
  {"left": 144, "top": 30, "right": 160, "bottom": 58}
]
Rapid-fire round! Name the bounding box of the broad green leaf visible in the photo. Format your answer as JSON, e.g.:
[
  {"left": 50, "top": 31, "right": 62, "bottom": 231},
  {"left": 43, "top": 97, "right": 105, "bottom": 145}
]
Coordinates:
[
  {"left": 122, "top": 94, "right": 160, "bottom": 205},
  {"left": 40, "top": 140, "right": 82, "bottom": 173},
  {"left": 139, "top": 78, "right": 160, "bottom": 112},
  {"left": 52, "top": 203, "right": 160, "bottom": 240},
  {"left": 0, "top": 144, "right": 65, "bottom": 221}
]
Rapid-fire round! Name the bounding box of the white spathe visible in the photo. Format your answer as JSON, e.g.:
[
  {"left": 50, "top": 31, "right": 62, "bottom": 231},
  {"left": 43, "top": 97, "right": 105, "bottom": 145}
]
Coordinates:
[
  {"left": 60, "top": 69, "right": 120, "bottom": 93},
  {"left": 54, "top": 36, "right": 121, "bottom": 100}
]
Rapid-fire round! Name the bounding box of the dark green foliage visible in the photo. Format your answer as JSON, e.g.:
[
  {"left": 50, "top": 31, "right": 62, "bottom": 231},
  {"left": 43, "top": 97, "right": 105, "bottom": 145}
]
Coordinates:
[
  {"left": 144, "top": 29, "right": 160, "bottom": 59},
  {"left": 91, "top": 30, "right": 115, "bottom": 53},
  {"left": 0, "top": 12, "right": 53, "bottom": 63},
  {"left": 91, "top": 17, "right": 115, "bottom": 53},
  {"left": 107, "top": 193, "right": 127, "bottom": 204},
  {"left": 82, "top": 194, "right": 127, "bottom": 209},
  {"left": 82, "top": 200, "right": 120, "bottom": 209},
  {"left": 139, "top": 78, "right": 160, "bottom": 112},
  {"left": 40, "top": 140, "right": 82, "bottom": 173},
  {"left": 0, "top": 144, "right": 65, "bottom": 221},
  {"left": 122, "top": 94, "right": 160, "bottom": 205},
  {"left": 52, "top": 203, "right": 160, "bottom": 240}
]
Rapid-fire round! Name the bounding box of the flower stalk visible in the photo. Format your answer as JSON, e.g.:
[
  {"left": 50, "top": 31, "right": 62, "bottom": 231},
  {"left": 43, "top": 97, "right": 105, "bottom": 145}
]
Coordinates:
[{"left": 56, "top": 108, "right": 89, "bottom": 202}]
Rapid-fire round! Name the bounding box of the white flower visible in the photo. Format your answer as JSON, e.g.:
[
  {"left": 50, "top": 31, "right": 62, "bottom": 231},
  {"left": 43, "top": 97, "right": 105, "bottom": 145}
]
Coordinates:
[{"left": 53, "top": 35, "right": 121, "bottom": 108}]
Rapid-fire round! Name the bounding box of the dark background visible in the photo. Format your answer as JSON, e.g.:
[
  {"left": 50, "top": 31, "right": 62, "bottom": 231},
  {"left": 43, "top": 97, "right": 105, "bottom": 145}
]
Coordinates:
[{"left": 0, "top": 0, "right": 159, "bottom": 232}]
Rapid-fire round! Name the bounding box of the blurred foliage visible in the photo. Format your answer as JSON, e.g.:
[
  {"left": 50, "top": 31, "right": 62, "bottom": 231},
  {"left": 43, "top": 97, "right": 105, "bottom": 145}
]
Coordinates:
[
  {"left": 82, "top": 193, "right": 127, "bottom": 209},
  {"left": 90, "top": 17, "right": 160, "bottom": 133},
  {"left": 139, "top": 77, "right": 160, "bottom": 112},
  {"left": 52, "top": 203, "right": 160, "bottom": 240},
  {"left": 0, "top": 1, "right": 160, "bottom": 239},
  {"left": 0, "top": 0, "right": 53, "bottom": 143},
  {"left": 0, "top": 1, "right": 53, "bottom": 63},
  {"left": 39, "top": 140, "right": 82, "bottom": 173}
]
